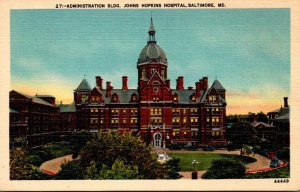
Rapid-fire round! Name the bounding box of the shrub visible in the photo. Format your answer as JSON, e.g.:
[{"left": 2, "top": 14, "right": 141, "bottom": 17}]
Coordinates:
[
  {"left": 202, "top": 159, "right": 246, "bottom": 179},
  {"left": 55, "top": 161, "right": 83, "bottom": 180}
]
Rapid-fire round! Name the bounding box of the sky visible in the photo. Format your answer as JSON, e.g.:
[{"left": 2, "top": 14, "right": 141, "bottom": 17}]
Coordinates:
[{"left": 10, "top": 9, "right": 290, "bottom": 115}]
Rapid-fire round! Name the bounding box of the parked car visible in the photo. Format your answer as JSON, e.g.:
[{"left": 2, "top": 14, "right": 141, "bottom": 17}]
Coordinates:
[
  {"left": 270, "top": 157, "right": 281, "bottom": 167},
  {"left": 203, "top": 146, "right": 214, "bottom": 151}
]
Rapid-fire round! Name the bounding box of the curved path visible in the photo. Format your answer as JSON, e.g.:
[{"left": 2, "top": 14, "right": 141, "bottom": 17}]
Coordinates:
[
  {"left": 40, "top": 155, "right": 73, "bottom": 175},
  {"left": 178, "top": 151, "right": 271, "bottom": 179}
]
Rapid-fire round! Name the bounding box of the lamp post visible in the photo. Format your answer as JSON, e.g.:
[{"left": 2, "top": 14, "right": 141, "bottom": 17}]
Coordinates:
[{"left": 192, "top": 160, "right": 198, "bottom": 179}]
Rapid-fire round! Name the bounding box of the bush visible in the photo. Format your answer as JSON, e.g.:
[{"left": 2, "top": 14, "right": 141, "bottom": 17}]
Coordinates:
[
  {"left": 27, "top": 155, "right": 43, "bottom": 166},
  {"left": 276, "top": 148, "right": 289, "bottom": 161},
  {"left": 55, "top": 160, "right": 83, "bottom": 180},
  {"left": 202, "top": 159, "right": 246, "bottom": 179},
  {"left": 29, "top": 167, "right": 53, "bottom": 180}
]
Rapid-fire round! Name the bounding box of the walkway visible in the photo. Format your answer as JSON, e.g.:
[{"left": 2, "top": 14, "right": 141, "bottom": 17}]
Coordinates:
[
  {"left": 179, "top": 152, "right": 271, "bottom": 179},
  {"left": 40, "top": 155, "right": 73, "bottom": 175}
]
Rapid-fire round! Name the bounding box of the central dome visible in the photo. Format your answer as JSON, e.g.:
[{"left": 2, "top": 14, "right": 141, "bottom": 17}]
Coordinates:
[
  {"left": 138, "top": 42, "right": 167, "bottom": 65},
  {"left": 137, "top": 18, "right": 167, "bottom": 65}
]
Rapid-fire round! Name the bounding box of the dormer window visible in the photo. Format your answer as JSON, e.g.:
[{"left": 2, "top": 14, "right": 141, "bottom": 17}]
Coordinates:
[
  {"left": 173, "top": 94, "right": 178, "bottom": 102},
  {"left": 131, "top": 93, "right": 138, "bottom": 102},
  {"left": 191, "top": 96, "right": 196, "bottom": 102},
  {"left": 111, "top": 93, "right": 119, "bottom": 102}
]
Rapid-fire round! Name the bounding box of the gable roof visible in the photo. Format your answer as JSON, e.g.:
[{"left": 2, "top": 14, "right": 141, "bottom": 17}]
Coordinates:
[
  {"left": 76, "top": 78, "right": 91, "bottom": 91},
  {"left": 252, "top": 122, "right": 275, "bottom": 128},
  {"left": 211, "top": 80, "right": 226, "bottom": 91}
]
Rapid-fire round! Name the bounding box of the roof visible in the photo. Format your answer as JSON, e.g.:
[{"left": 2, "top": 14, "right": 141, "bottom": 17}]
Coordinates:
[
  {"left": 11, "top": 90, "right": 55, "bottom": 107},
  {"left": 276, "top": 113, "right": 289, "bottom": 120},
  {"left": 76, "top": 78, "right": 92, "bottom": 91},
  {"left": 172, "top": 89, "right": 196, "bottom": 103},
  {"left": 252, "top": 122, "right": 275, "bottom": 128},
  {"left": 58, "top": 102, "right": 76, "bottom": 112},
  {"left": 200, "top": 81, "right": 226, "bottom": 104},
  {"left": 104, "top": 89, "right": 138, "bottom": 104},
  {"left": 138, "top": 43, "right": 167, "bottom": 65},
  {"left": 211, "top": 80, "right": 226, "bottom": 91},
  {"left": 36, "top": 95, "right": 55, "bottom": 98},
  {"left": 10, "top": 108, "right": 18, "bottom": 113}
]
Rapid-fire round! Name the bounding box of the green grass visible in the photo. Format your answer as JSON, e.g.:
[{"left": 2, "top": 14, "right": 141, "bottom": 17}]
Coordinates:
[
  {"left": 167, "top": 151, "right": 256, "bottom": 171},
  {"left": 43, "top": 142, "right": 72, "bottom": 158}
]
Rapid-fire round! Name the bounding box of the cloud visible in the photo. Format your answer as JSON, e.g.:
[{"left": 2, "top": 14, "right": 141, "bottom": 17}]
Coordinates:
[{"left": 227, "top": 84, "right": 289, "bottom": 114}]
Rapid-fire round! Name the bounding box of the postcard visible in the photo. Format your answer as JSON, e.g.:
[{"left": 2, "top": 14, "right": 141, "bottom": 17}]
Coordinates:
[{"left": 0, "top": 0, "right": 300, "bottom": 191}]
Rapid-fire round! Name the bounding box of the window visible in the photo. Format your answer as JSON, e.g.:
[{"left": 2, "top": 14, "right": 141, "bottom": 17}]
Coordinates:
[
  {"left": 161, "top": 69, "right": 165, "bottom": 79},
  {"left": 206, "top": 118, "right": 210, "bottom": 122},
  {"left": 151, "top": 68, "right": 157, "bottom": 74},
  {"left": 191, "top": 96, "right": 196, "bottom": 101},
  {"left": 141, "top": 68, "right": 146, "bottom": 79}
]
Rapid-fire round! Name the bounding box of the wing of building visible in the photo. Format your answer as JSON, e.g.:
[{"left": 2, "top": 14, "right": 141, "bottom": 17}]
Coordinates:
[{"left": 73, "top": 18, "right": 227, "bottom": 148}]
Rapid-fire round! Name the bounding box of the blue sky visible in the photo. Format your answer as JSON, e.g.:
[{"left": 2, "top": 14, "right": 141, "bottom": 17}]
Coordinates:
[{"left": 10, "top": 9, "right": 290, "bottom": 114}]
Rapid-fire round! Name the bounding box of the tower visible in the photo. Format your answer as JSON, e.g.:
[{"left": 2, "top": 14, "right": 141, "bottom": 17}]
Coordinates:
[{"left": 137, "top": 18, "right": 173, "bottom": 148}]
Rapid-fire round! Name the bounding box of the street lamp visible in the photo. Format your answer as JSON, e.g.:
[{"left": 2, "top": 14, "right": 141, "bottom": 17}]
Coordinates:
[
  {"left": 192, "top": 160, "right": 198, "bottom": 171},
  {"left": 192, "top": 160, "right": 198, "bottom": 179}
]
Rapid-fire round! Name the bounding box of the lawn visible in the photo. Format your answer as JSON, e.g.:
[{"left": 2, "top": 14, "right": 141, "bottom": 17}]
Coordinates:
[
  {"left": 43, "top": 142, "right": 72, "bottom": 158},
  {"left": 167, "top": 151, "right": 256, "bottom": 171}
]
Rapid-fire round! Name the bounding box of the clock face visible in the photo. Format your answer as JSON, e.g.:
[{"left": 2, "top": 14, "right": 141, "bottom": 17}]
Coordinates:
[{"left": 153, "top": 87, "right": 159, "bottom": 92}]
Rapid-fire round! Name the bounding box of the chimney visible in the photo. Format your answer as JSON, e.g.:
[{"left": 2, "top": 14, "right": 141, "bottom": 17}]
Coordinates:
[
  {"left": 203, "top": 77, "right": 208, "bottom": 90},
  {"left": 166, "top": 79, "right": 170, "bottom": 88},
  {"left": 122, "top": 76, "right": 128, "bottom": 90},
  {"left": 195, "top": 82, "right": 201, "bottom": 97},
  {"left": 199, "top": 80, "right": 204, "bottom": 90},
  {"left": 106, "top": 81, "right": 111, "bottom": 97},
  {"left": 96, "top": 76, "right": 103, "bottom": 90},
  {"left": 176, "top": 76, "right": 184, "bottom": 90},
  {"left": 188, "top": 86, "right": 193, "bottom": 90},
  {"left": 284, "top": 97, "right": 288, "bottom": 108}
]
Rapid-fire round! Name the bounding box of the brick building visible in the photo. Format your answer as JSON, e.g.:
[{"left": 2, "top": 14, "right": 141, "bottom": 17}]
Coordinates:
[
  {"left": 74, "top": 19, "right": 227, "bottom": 148},
  {"left": 9, "top": 90, "right": 75, "bottom": 147}
]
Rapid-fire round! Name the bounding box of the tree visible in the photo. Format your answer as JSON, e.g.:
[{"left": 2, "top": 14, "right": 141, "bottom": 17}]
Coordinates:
[
  {"left": 202, "top": 159, "right": 246, "bottom": 179},
  {"left": 226, "top": 121, "right": 257, "bottom": 155},
  {"left": 10, "top": 147, "right": 33, "bottom": 180},
  {"left": 69, "top": 130, "right": 93, "bottom": 159},
  {"left": 55, "top": 160, "right": 84, "bottom": 180},
  {"left": 80, "top": 131, "right": 160, "bottom": 179},
  {"left": 99, "top": 159, "right": 140, "bottom": 179},
  {"left": 163, "top": 157, "right": 182, "bottom": 179}
]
